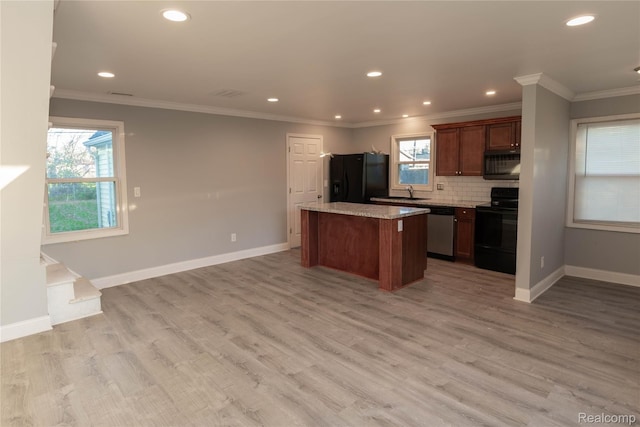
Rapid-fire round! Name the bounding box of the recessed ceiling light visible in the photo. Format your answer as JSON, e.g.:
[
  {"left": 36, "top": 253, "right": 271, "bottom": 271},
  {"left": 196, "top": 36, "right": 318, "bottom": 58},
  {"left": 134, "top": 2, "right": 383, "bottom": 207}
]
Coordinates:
[
  {"left": 402, "top": 114, "right": 409, "bottom": 118},
  {"left": 267, "top": 98, "right": 279, "bottom": 102},
  {"left": 334, "top": 115, "right": 342, "bottom": 119},
  {"left": 97, "top": 71, "right": 115, "bottom": 78},
  {"left": 485, "top": 90, "right": 496, "bottom": 96},
  {"left": 162, "top": 9, "right": 190, "bottom": 22},
  {"left": 367, "top": 71, "right": 382, "bottom": 77},
  {"left": 634, "top": 66, "right": 640, "bottom": 74},
  {"left": 566, "top": 15, "right": 595, "bottom": 27},
  {"left": 373, "top": 108, "right": 381, "bottom": 113},
  {"left": 422, "top": 101, "right": 431, "bottom": 105}
]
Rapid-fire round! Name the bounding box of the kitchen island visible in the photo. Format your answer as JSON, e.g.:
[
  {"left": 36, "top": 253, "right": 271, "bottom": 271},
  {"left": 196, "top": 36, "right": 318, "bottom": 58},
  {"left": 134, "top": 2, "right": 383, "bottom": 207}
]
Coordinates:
[{"left": 300, "top": 202, "right": 429, "bottom": 291}]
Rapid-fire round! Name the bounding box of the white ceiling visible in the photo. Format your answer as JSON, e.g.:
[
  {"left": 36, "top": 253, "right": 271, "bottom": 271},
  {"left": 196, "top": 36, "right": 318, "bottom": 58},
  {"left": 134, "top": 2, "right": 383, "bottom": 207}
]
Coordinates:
[{"left": 51, "top": 1, "right": 640, "bottom": 127}]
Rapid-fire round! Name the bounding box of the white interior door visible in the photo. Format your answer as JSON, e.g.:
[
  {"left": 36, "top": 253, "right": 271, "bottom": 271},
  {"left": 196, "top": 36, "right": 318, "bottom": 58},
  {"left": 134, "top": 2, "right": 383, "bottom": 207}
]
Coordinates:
[{"left": 287, "top": 134, "right": 323, "bottom": 248}]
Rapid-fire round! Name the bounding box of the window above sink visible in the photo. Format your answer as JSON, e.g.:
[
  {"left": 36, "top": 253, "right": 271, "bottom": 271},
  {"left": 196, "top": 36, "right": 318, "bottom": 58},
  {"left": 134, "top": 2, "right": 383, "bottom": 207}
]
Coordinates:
[{"left": 390, "top": 132, "right": 434, "bottom": 193}]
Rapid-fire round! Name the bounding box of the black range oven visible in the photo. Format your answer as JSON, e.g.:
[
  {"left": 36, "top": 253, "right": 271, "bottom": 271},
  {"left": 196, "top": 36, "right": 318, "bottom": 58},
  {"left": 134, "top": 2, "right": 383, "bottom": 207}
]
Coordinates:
[{"left": 474, "top": 187, "right": 519, "bottom": 274}]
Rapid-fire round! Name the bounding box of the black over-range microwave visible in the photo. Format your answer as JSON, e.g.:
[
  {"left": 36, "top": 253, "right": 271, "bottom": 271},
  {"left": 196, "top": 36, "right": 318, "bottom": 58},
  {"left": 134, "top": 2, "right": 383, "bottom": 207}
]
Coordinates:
[{"left": 484, "top": 150, "right": 520, "bottom": 180}]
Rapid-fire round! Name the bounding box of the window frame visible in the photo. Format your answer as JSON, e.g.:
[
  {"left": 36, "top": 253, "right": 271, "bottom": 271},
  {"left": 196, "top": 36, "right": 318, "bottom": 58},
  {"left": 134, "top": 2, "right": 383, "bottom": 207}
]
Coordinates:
[
  {"left": 390, "top": 132, "right": 434, "bottom": 192},
  {"left": 566, "top": 112, "right": 640, "bottom": 234},
  {"left": 42, "top": 117, "right": 130, "bottom": 244}
]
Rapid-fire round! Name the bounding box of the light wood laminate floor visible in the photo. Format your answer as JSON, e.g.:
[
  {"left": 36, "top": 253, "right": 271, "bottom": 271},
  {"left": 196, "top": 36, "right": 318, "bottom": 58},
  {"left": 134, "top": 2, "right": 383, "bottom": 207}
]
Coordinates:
[{"left": 2, "top": 250, "right": 639, "bottom": 426}]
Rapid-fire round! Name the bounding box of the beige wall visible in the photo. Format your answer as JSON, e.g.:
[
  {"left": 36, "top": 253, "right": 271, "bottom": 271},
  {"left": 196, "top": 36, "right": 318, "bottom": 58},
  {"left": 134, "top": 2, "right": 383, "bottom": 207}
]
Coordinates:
[
  {"left": 0, "top": 1, "right": 53, "bottom": 330},
  {"left": 516, "top": 84, "right": 570, "bottom": 297},
  {"left": 43, "top": 99, "right": 354, "bottom": 280}
]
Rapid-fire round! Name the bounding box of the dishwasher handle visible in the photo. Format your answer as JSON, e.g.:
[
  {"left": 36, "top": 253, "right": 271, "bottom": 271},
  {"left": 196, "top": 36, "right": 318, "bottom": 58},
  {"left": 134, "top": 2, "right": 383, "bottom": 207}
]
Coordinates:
[{"left": 425, "top": 206, "right": 455, "bottom": 215}]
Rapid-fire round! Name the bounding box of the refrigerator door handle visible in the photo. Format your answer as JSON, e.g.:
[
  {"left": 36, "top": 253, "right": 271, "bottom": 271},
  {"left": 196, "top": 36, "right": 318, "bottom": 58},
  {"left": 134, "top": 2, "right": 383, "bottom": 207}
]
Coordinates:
[{"left": 344, "top": 173, "right": 349, "bottom": 199}]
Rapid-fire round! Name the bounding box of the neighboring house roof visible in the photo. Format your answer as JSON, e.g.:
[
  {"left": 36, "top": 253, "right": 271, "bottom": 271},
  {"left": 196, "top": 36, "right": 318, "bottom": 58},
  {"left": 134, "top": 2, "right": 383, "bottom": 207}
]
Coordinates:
[{"left": 83, "top": 130, "right": 111, "bottom": 148}]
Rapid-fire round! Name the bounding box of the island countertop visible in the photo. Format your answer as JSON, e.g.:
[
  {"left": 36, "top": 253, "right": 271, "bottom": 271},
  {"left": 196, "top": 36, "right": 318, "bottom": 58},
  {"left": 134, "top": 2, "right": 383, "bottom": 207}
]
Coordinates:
[
  {"left": 300, "top": 202, "right": 430, "bottom": 219},
  {"left": 370, "top": 197, "right": 482, "bottom": 209}
]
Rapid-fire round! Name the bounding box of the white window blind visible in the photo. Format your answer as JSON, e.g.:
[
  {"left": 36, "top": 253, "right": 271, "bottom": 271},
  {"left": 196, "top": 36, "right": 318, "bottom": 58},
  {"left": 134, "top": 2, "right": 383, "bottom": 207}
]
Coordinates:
[{"left": 572, "top": 117, "right": 640, "bottom": 230}]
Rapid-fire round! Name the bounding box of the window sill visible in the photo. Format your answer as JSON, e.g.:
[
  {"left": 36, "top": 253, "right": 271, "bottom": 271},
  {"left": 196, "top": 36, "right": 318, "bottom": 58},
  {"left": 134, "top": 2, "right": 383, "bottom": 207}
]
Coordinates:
[
  {"left": 566, "top": 221, "right": 640, "bottom": 234},
  {"left": 42, "top": 226, "right": 129, "bottom": 245}
]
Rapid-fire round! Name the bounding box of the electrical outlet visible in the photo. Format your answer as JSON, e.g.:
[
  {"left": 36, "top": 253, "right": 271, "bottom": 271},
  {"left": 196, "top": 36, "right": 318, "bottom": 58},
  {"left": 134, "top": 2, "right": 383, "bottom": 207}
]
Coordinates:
[
  {"left": 540, "top": 256, "right": 545, "bottom": 269},
  {"left": 231, "top": 233, "right": 237, "bottom": 242},
  {"left": 134, "top": 187, "right": 141, "bottom": 198},
  {"left": 437, "top": 183, "right": 444, "bottom": 190}
]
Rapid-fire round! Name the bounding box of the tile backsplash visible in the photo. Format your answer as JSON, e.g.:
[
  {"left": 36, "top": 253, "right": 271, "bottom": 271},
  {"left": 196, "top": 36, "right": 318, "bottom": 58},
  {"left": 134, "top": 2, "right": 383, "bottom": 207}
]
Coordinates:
[{"left": 391, "top": 176, "right": 519, "bottom": 204}]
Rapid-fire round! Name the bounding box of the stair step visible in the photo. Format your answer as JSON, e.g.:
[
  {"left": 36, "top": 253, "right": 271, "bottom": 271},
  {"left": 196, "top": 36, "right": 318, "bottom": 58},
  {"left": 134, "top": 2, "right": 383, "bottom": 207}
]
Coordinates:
[
  {"left": 46, "top": 263, "right": 77, "bottom": 287},
  {"left": 71, "top": 278, "right": 101, "bottom": 303},
  {"left": 43, "top": 258, "right": 103, "bottom": 325}
]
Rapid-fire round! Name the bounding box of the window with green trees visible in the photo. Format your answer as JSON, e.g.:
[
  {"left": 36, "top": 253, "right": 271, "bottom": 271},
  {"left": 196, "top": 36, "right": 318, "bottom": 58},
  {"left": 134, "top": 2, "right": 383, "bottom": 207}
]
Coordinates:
[{"left": 44, "top": 117, "right": 129, "bottom": 244}]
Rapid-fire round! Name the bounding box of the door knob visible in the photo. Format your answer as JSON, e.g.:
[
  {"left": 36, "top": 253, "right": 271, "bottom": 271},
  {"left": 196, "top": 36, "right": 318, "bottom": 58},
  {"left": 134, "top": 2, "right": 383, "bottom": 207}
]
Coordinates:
[{"left": 317, "top": 195, "right": 322, "bottom": 199}]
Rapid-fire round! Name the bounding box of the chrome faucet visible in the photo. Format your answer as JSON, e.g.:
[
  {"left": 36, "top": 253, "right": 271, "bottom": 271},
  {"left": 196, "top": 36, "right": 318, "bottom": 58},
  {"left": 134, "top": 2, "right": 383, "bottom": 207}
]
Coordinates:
[{"left": 406, "top": 185, "right": 414, "bottom": 199}]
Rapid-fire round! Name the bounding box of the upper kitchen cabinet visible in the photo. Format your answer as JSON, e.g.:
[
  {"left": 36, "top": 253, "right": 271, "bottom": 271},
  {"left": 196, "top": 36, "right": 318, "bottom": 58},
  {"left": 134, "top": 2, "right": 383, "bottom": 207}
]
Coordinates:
[
  {"left": 434, "top": 124, "right": 484, "bottom": 176},
  {"left": 434, "top": 128, "right": 459, "bottom": 176},
  {"left": 485, "top": 117, "right": 522, "bottom": 151}
]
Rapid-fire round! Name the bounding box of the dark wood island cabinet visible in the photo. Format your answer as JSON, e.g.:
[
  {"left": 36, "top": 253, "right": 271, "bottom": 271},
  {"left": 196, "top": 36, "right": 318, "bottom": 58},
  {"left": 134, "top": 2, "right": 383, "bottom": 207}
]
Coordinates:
[{"left": 300, "top": 202, "right": 429, "bottom": 292}]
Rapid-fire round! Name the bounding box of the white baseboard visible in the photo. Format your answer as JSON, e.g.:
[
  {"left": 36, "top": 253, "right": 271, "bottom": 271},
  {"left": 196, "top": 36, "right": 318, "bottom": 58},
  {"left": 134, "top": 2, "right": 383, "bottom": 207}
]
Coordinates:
[
  {"left": 564, "top": 265, "right": 640, "bottom": 288},
  {"left": 51, "top": 310, "right": 103, "bottom": 326},
  {"left": 91, "top": 243, "right": 290, "bottom": 289},
  {"left": 514, "top": 265, "right": 565, "bottom": 303},
  {"left": 0, "top": 316, "right": 52, "bottom": 343}
]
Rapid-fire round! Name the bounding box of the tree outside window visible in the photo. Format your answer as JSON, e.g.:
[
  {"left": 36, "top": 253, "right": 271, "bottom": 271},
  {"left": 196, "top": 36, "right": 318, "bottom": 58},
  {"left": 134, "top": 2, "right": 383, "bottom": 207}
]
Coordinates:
[{"left": 43, "top": 118, "right": 128, "bottom": 244}]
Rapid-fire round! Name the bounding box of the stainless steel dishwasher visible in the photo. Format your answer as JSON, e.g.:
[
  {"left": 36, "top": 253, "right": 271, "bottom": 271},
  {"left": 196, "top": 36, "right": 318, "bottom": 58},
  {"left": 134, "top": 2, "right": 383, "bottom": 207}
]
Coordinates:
[{"left": 425, "top": 206, "right": 455, "bottom": 261}]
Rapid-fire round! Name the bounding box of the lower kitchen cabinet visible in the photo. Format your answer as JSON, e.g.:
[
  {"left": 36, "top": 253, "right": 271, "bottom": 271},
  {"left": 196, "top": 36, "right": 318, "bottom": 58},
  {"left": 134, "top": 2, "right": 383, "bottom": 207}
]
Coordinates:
[{"left": 455, "top": 207, "right": 475, "bottom": 263}]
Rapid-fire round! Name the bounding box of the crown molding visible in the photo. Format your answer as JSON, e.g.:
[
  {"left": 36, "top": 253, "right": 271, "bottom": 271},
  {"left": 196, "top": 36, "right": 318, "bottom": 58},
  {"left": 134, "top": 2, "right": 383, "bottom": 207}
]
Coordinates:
[
  {"left": 513, "top": 73, "right": 543, "bottom": 86},
  {"left": 350, "top": 102, "right": 523, "bottom": 129},
  {"left": 53, "top": 89, "right": 524, "bottom": 130},
  {"left": 573, "top": 85, "right": 640, "bottom": 102},
  {"left": 514, "top": 73, "right": 575, "bottom": 101},
  {"left": 52, "top": 89, "right": 349, "bottom": 128},
  {"left": 51, "top": 82, "right": 638, "bottom": 130}
]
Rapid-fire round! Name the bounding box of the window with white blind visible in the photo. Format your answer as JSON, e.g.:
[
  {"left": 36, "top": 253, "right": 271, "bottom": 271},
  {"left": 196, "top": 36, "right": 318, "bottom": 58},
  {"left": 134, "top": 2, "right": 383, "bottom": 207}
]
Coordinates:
[{"left": 568, "top": 113, "right": 640, "bottom": 233}]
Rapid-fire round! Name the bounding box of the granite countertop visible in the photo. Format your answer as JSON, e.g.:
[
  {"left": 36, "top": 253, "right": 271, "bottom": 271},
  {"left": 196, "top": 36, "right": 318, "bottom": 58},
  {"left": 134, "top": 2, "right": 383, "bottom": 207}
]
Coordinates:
[
  {"left": 300, "top": 202, "right": 430, "bottom": 219},
  {"left": 370, "top": 197, "right": 482, "bottom": 209}
]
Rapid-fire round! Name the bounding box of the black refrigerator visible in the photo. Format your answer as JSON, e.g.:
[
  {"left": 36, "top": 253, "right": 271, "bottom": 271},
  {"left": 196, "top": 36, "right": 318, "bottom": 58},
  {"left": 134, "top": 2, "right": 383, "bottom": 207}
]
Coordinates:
[{"left": 330, "top": 153, "right": 389, "bottom": 203}]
